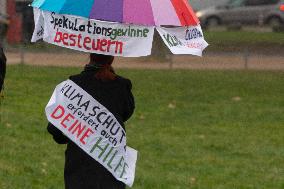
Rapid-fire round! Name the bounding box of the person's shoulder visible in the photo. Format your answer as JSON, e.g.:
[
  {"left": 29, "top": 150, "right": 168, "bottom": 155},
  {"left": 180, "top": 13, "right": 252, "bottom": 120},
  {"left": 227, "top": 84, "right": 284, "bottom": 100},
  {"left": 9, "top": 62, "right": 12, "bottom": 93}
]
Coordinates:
[
  {"left": 116, "top": 75, "right": 130, "bottom": 82},
  {"left": 69, "top": 73, "right": 85, "bottom": 83},
  {"left": 116, "top": 75, "right": 132, "bottom": 89}
]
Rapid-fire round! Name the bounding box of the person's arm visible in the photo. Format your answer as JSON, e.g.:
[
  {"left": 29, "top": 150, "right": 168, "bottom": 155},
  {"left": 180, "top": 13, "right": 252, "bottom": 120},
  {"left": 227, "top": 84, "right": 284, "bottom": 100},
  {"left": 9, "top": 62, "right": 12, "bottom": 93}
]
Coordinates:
[
  {"left": 47, "top": 123, "right": 69, "bottom": 144},
  {"left": 122, "top": 79, "right": 135, "bottom": 122}
]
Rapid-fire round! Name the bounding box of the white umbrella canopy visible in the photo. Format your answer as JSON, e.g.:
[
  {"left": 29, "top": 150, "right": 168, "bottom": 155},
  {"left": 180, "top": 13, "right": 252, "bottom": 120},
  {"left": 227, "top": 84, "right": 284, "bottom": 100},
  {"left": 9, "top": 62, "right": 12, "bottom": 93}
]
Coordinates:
[{"left": 31, "top": 0, "right": 208, "bottom": 57}]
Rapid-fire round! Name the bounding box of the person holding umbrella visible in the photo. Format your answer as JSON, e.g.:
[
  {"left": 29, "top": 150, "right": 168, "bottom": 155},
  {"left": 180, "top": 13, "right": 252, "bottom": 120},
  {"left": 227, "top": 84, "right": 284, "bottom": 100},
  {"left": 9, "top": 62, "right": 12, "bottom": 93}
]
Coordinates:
[
  {"left": 32, "top": 1, "right": 207, "bottom": 188},
  {"left": 47, "top": 53, "right": 135, "bottom": 189}
]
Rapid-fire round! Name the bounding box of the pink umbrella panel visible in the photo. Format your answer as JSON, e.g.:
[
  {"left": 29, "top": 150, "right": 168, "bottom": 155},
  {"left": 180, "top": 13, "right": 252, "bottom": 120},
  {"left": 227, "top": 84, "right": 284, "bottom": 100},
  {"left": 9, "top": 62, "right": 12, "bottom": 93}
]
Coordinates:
[{"left": 32, "top": 0, "right": 200, "bottom": 27}]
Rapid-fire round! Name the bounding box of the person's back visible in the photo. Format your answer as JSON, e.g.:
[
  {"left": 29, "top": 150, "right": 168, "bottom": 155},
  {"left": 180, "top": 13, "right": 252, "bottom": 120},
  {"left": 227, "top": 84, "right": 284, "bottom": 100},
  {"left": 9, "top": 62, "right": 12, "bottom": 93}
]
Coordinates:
[
  {"left": 47, "top": 53, "right": 135, "bottom": 189},
  {"left": 70, "top": 70, "right": 134, "bottom": 124}
]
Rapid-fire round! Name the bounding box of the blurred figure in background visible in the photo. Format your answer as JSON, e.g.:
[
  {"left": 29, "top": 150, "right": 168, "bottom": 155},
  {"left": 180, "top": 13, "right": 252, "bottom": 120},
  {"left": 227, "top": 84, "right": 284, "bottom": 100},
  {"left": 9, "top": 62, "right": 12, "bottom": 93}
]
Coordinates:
[
  {"left": 0, "top": 46, "right": 6, "bottom": 95},
  {"left": 0, "top": 12, "right": 8, "bottom": 96},
  {"left": 0, "top": 13, "right": 9, "bottom": 45}
]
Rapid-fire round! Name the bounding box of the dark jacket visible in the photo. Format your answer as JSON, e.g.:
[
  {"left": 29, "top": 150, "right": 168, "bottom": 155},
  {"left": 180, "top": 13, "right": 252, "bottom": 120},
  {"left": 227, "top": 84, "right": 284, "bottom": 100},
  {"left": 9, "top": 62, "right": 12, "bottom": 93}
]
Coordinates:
[
  {"left": 47, "top": 67, "right": 135, "bottom": 189},
  {"left": 0, "top": 47, "right": 6, "bottom": 91}
]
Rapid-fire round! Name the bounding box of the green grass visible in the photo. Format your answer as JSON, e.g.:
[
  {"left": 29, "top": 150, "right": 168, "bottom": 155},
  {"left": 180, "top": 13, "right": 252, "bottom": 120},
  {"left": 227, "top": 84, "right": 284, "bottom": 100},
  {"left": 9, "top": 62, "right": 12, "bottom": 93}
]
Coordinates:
[
  {"left": 204, "top": 31, "right": 284, "bottom": 54},
  {"left": 0, "top": 65, "right": 284, "bottom": 189},
  {"left": 205, "top": 31, "right": 284, "bottom": 44}
]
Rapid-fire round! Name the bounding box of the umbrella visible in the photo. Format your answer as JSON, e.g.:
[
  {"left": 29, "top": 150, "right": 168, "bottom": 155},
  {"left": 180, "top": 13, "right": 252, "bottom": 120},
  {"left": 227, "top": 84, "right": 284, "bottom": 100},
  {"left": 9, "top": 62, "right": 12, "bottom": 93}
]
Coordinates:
[
  {"left": 31, "top": 0, "right": 208, "bottom": 57},
  {"left": 32, "top": 0, "right": 199, "bottom": 26}
]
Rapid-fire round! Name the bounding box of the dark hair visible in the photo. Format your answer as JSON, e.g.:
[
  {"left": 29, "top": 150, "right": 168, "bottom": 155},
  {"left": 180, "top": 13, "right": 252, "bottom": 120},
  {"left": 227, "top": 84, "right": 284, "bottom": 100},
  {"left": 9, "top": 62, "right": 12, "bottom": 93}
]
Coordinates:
[
  {"left": 89, "top": 53, "right": 114, "bottom": 65},
  {"left": 89, "top": 53, "right": 116, "bottom": 81}
]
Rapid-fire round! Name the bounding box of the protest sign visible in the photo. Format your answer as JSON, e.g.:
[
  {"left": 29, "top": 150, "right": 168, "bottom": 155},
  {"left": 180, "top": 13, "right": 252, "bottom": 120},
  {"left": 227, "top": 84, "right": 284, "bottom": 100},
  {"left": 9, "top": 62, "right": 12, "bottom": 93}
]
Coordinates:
[
  {"left": 156, "top": 25, "right": 208, "bottom": 56},
  {"left": 45, "top": 80, "right": 137, "bottom": 187},
  {"left": 32, "top": 8, "right": 154, "bottom": 57}
]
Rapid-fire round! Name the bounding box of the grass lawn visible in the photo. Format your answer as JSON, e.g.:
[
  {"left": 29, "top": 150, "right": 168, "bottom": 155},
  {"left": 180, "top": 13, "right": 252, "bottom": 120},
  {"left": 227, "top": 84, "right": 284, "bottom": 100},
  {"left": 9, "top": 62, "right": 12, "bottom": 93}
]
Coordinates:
[
  {"left": 0, "top": 65, "right": 284, "bottom": 189},
  {"left": 203, "top": 31, "right": 284, "bottom": 54}
]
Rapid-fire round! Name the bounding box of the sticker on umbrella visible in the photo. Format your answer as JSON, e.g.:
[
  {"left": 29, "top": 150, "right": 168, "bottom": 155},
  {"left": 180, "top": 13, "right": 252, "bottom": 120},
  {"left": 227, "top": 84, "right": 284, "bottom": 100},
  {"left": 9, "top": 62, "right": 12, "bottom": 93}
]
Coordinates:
[
  {"left": 157, "top": 26, "right": 208, "bottom": 57},
  {"left": 31, "top": 0, "right": 208, "bottom": 57},
  {"left": 32, "top": 8, "right": 155, "bottom": 57}
]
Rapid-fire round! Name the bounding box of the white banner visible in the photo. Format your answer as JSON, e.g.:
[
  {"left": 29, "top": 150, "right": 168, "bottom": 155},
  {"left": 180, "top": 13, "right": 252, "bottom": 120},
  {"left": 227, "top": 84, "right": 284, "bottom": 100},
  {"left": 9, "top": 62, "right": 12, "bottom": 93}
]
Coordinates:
[
  {"left": 45, "top": 80, "right": 137, "bottom": 187},
  {"left": 32, "top": 8, "right": 155, "bottom": 57},
  {"left": 157, "top": 26, "right": 208, "bottom": 56}
]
